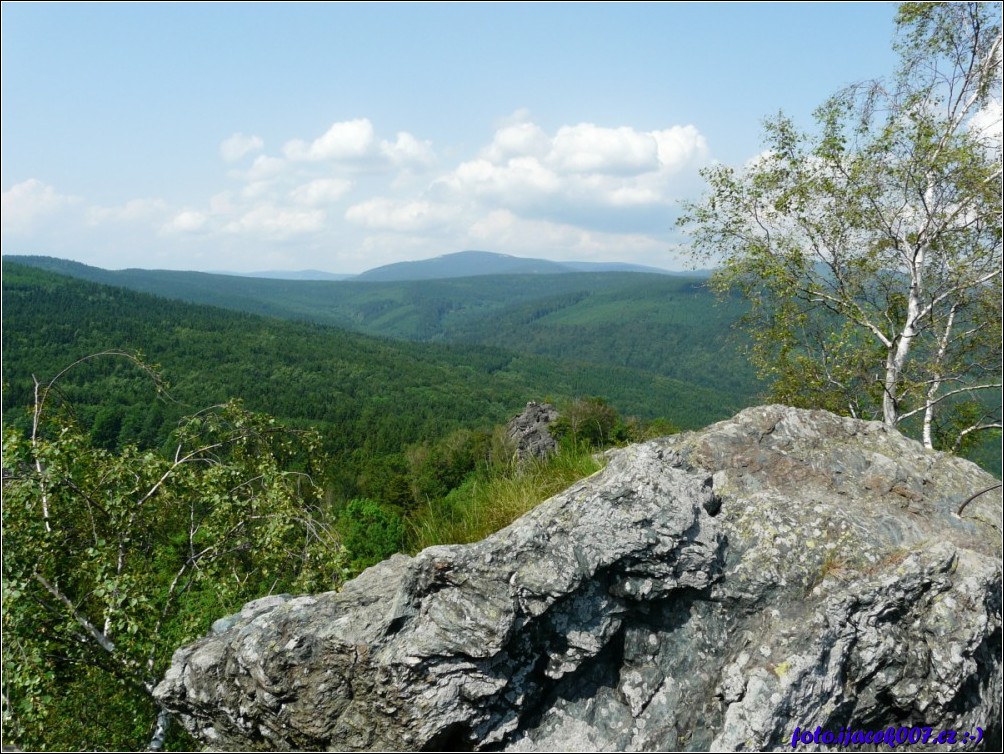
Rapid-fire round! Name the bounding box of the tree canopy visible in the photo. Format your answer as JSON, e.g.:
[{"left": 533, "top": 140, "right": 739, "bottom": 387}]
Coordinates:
[
  {"left": 679, "top": 1, "right": 1002, "bottom": 451},
  {"left": 2, "top": 359, "right": 344, "bottom": 750}
]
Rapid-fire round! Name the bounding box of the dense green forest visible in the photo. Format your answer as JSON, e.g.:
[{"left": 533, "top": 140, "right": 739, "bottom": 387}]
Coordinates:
[
  {"left": 6, "top": 255, "right": 758, "bottom": 399},
  {"left": 2, "top": 260, "right": 756, "bottom": 541},
  {"left": 4, "top": 258, "right": 997, "bottom": 480}
]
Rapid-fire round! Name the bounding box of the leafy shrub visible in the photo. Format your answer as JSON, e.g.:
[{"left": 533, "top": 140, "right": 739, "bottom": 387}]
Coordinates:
[
  {"left": 405, "top": 428, "right": 491, "bottom": 504},
  {"left": 338, "top": 498, "right": 407, "bottom": 574},
  {"left": 2, "top": 362, "right": 343, "bottom": 751},
  {"left": 551, "top": 397, "right": 622, "bottom": 447}
]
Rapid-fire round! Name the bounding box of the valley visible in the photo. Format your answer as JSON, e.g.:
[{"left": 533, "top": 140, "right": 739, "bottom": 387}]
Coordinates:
[{"left": 6, "top": 254, "right": 758, "bottom": 400}]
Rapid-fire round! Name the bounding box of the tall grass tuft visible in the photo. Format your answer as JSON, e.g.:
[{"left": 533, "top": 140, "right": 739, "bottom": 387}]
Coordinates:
[{"left": 408, "top": 443, "right": 604, "bottom": 551}]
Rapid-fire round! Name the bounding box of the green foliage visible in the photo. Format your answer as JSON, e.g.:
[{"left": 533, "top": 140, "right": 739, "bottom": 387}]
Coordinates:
[
  {"left": 406, "top": 428, "right": 491, "bottom": 505},
  {"left": 4, "top": 258, "right": 760, "bottom": 424},
  {"left": 2, "top": 262, "right": 737, "bottom": 460},
  {"left": 0, "top": 661, "right": 194, "bottom": 752},
  {"left": 636, "top": 416, "right": 683, "bottom": 439},
  {"left": 338, "top": 498, "right": 407, "bottom": 575},
  {"left": 932, "top": 399, "right": 1003, "bottom": 457},
  {"left": 444, "top": 277, "right": 758, "bottom": 402},
  {"left": 678, "top": 1, "right": 1002, "bottom": 454},
  {"left": 551, "top": 397, "right": 625, "bottom": 448},
  {"left": 353, "top": 453, "right": 413, "bottom": 507},
  {"left": 2, "top": 362, "right": 343, "bottom": 750},
  {"left": 408, "top": 443, "right": 604, "bottom": 550}
]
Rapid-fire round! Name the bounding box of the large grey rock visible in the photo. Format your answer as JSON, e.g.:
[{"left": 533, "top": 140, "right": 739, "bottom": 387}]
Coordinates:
[{"left": 154, "top": 406, "right": 1002, "bottom": 751}]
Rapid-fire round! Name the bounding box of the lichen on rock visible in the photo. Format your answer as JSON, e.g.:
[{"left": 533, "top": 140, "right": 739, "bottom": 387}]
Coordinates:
[{"left": 505, "top": 401, "right": 560, "bottom": 464}]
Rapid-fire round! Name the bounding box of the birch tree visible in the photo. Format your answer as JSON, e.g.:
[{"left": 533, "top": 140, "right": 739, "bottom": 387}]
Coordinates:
[{"left": 679, "top": 1, "right": 1002, "bottom": 449}]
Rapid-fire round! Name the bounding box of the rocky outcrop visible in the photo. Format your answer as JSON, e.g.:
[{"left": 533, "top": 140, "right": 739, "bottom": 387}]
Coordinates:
[
  {"left": 155, "top": 405, "right": 1002, "bottom": 751},
  {"left": 505, "top": 401, "right": 559, "bottom": 463}
]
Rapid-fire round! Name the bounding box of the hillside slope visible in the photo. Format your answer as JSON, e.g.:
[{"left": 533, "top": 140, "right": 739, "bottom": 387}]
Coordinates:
[
  {"left": 5, "top": 255, "right": 760, "bottom": 401},
  {"left": 2, "top": 262, "right": 742, "bottom": 452},
  {"left": 354, "top": 250, "right": 674, "bottom": 280},
  {"left": 355, "top": 250, "right": 571, "bottom": 280}
]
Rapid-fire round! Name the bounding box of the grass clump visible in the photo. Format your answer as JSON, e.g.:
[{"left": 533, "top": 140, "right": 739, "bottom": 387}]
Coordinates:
[{"left": 408, "top": 441, "right": 604, "bottom": 550}]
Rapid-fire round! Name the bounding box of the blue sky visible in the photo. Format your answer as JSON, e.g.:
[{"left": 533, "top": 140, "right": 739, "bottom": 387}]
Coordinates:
[{"left": 2, "top": 2, "right": 904, "bottom": 273}]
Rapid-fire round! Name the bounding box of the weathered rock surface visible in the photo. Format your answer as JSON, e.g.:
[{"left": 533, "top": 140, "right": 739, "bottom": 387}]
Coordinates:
[
  {"left": 505, "top": 401, "right": 559, "bottom": 463},
  {"left": 155, "top": 405, "right": 1002, "bottom": 751}
]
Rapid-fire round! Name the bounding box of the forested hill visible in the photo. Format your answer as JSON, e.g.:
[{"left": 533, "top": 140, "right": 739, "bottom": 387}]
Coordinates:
[
  {"left": 351, "top": 250, "right": 678, "bottom": 280},
  {"left": 4, "top": 255, "right": 760, "bottom": 401},
  {"left": 354, "top": 250, "right": 573, "bottom": 279},
  {"left": 2, "top": 261, "right": 745, "bottom": 490}
]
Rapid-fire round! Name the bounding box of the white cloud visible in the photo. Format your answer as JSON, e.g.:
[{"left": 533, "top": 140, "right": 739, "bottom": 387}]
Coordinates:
[
  {"left": 606, "top": 186, "right": 662, "bottom": 207},
  {"left": 970, "top": 98, "right": 1003, "bottom": 148},
  {"left": 380, "top": 131, "right": 435, "bottom": 168},
  {"left": 548, "top": 124, "right": 659, "bottom": 175},
  {"left": 290, "top": 178, "right": 352, "bottom": 206},
  {"left": 651, "top": 126, "right": 709, "bottom": 173},
  {"left": 345, "top": 197, "right": 458, "bottom": 232},
  {"left": 220, "top": 132, "right": 264, "bottom": 162},
  {"left": 86, "top": 198, "right": 169, "bottom": 226},
  {"left": 2, "top": 114, "right": 707, "bottom": 273},
  {"left": 283, "top": 118, "right": 376, "bottom": 162},
  {"left": 482, "top": 121, "right": 550, "bottom": 162},
  {"left": 240, "top": 180, "right": 275, "bottom": 201},
  {"left": 164, "top": 210, "right": 209, "bottom": 233},
  {"left": 209, "top": 191, "right": 237, "bottom": 215},
  {"left": 1, "top": 179, "right": 80, "bottom": 234},
  {"left": 245, "top": 155, "right": 287, "bottom": 182},
  {"left": 465, "top": 209, "right": 669, "bottom": 264},
  {"left": 446, "top": 156, "right": 562, "bottom": 203},
  {"left": 436, "top": 117, "right": 709, "bottom": 232},
  {"left": 224, "top": 204, "right": 326, "bottom": 238},
  {"left": 282, "top": 119, "right": 436, "bottom": 173},
  {"left": 466, "top": 209, "right": 525, "bottom": 243}
]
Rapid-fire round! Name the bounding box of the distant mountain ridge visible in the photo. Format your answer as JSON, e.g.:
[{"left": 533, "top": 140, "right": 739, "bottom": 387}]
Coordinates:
[
  {"left": 353, "top": 250, "right": 677, "bottom": 281},
  {"left": 3, "top": 251, "right": 687, "bottom": 282}
]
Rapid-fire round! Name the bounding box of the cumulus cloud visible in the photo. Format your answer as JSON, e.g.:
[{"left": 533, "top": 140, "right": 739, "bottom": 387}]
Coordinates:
[
  {"left": 345, "top": 197, "right": 458, "bottom": 232},
  {"left": 290, "top": 178, "right": 352, "bottom": 206},
  {"left": 245, "top": 155, "right": 287, "bottom": 182},
  {"left": 465, "top": 208, "right": 669, "bottom": 264},
  {"left": 380, "top": 131, "right": 435, "bottom": 167},
  {"left": 482, "top": 121, "right": 550, "bottom": 162},
  {"left": 548, "top": 124, "right": 659, "bottom": 175},
  {"left": 282, "top": 118, "right": 435, "bottom": 172},
  {"left": 478, "top": 119, "right": 706, "bottom": 178},
  {"left": 436, "top": 116, "right": 709, "bottom": 231},
  {"left": 650, "top": 126, "right": 709, "bottom": 173},
  {"left": 86, "top": 198, "right": 169, "bottom": 226},
  {"left": 224, "top": 204, "right": 326, "bottom": 238},
  {"left": 446, "top": 155, "right": 561, "bottom": 203},
  {"left": 970, "top": 98, "right": 1003, "bottom": 148},
  {"left": 165, "top": 210, "right": 209, "bottom": 233},
  {"left": 1, "top": 179, "right": 81, "bottom": 234},
  {"left": 209, "top": 191, "right": 237, "bottom": 215},
  {"left": 220, "top": 132, "right": 264, "bottom": 162},
  {"left": 3, "top": 113, "right": 707, "bottom": 272},
  {"left": 283, "top": 118, "right": 376, "bottom": 162},
  {"left": 241, "top": 181, "right": 275, "bottom": 201}
]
